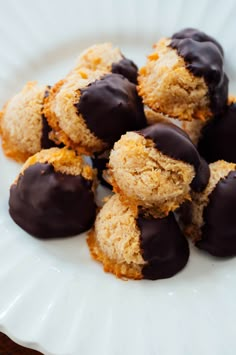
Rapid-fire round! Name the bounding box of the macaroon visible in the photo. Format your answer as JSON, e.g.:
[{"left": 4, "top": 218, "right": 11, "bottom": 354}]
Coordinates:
[
  {"left": 138, "top": 28, "right": 228, "bottom": 121},
  {"left": 9, "top": 147, "right": 97, "bottom": 238},
  {"left": 108, "top": 122, "right": 210, "bottom": 216},
  {"left": 0, "top": 82, "right": 56, "bottom": 162},
  {"left": 74, "top": 42, "right": 138, "bottom": 83},
  {"left": 186, "top": 160, "right": 236, "bottom": 257},
  {"left": 44, "top": 70, "right": 146, "bottom": 155},
  {"left": 87, "top": 194, "right": 189, "bottom": 280}
]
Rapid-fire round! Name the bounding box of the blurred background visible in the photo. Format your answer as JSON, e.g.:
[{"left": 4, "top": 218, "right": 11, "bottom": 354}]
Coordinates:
[{"left": 0, "top": 0, "right": 236, "bottom": 107}]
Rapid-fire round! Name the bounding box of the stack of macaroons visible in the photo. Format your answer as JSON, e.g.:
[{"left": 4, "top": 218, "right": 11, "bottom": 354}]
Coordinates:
[
  {"left": 137, "top": 27, "right": 236, "bottom": 260},
  {"left": 1, "top": 29, "right": 236, "bottom": 281},
  {"left": 2, "top": 44, "right": 146, "bottom": 240},
  {"left": 88, "top": 122, "right": 210, "bottom": 280}
]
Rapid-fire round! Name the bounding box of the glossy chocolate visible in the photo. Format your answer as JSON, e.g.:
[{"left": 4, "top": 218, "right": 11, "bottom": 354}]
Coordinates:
[
  {"left": 92, "top": 150, "right": 112, "bottom": 189},
  {"left": 137, "top": 212, "right": 189, "bottom": 280},
  {"left": 172, "top": 28, "right": 224, "bottom": 55},
  {"left": 170, "top": 28, "right": 228, "bottom": 115},
  {"left": 76, "top": 73, "right": 146, "bottom": 147},
  {"left": 198, "top": 103, "right": 236, "bottom": 163},
  {"left": 139, "top": 122, "right": 210, "bottom": 192},
  {"left": 111, "top": 57, "right": 138, "bottom": 84},
  {"left": 9, "top": 163, "right": 96, "bottom": 238},
  {"left": 41, "top": 114, "right": 56, "bottom": 149},
  {"left": 196, "top": 171, "right": 236, "bottom": 256}
]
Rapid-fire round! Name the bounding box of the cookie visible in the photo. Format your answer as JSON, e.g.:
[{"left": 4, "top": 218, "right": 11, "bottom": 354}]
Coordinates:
[
  {"left": 108, "top": 122, "right": 210, "bottom": 216},
  {"left": 44, "top": 70, "right": 146, "bottom": 155},
  {"left": 187, "top": 160, "right": 236, "bottom": 256},
  {"left": 9, "top": 147, "right": 97, "bottom": 238},
  {"left": 0, "top": 82, "right": 55, "bottom": 162},
  {"left": 138, "top": 28, "right": 228, "bottom": 121},
  {"left": 87, "top": 194, "right": 189, "bottom": 280},
  {"left": 74, "top": 43, "right": 138, "bottom": 83}
]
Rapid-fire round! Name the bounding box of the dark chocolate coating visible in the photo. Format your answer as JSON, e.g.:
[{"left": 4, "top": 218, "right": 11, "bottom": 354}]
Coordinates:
[
  {"left": 41, "top": 87, "right": 57, "bottom": 149},
  {"left": 198, "top": 103, "right": 236, "bottom": 163},
  {"left": 76, "top": 73, "right": 146, "bottom": 147},
  {"left": 9, "top": 163, "right": 96, "bottom": 239},
  {"left": 196, "top": 171, "right": 236, "bottom": 257},
  {"left": 172, "top": 28, "right": 224, "bottom": 55},
  {"left": 111, "top": 57, "right": 138, "bottom": 84},
  {"left": 137, "top": 212, "right": 189, "bottom": 280},
  {"left": 91, "top": 151, "right": 112, "bottom": 189},
  {"left": 41, "top": 114, "right": 56, "bottom": 149},
  {"left": 170, "top": 28, "right": 228, "bottom": 115},
  {"left": 139, "top": 122, "right": 210, "bottom": 192}
]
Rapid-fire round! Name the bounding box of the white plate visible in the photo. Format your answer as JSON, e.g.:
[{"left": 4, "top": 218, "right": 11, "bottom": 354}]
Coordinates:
[{"left": 1, "top": 0, "right": 236, "bottom": 354}]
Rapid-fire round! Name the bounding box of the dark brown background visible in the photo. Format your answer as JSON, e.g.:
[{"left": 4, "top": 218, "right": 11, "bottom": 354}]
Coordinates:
[{"left": 0, "top": 333, "right": 42, "bottom": 354}]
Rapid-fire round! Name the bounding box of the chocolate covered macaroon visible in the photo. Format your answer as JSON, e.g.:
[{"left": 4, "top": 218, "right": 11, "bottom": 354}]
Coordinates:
[
  {"left": 187, "top": 160, "right": 236, "bottom": 256},
  {"left": 138, "top": 28, "right": 228, "bottom": 121},
  {"left": 9, "top": 147, "right": 97, "bottom": 238},
  {"left": 87, "top": 194, "right": 189, "bottom": 280},
  {"left": 74, "top": 43, "right": 138, "bottom": 84},
  {"left": 44, "top": 70, "right": 146, "bottom": 155},
  {"left": 108, "top": 122, "right": 209, "bottom": 216},
  {"left": 0, "top": 82, "right": 55, "bottom": 162}
]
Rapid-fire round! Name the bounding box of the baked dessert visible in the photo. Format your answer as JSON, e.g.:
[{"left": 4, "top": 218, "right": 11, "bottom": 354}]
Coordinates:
[
  {"left": 186, "top": 160, "right": 236, "bottom": 256},
  {"left": 108, "top": 122, "right": 210, "bottom": 216},
  {"left": 9, "top": 147, "right": 97, "bottom": 238},
  {"left": 74, "top": 43, "right": 138, "bottom": 83},
  {"left": 0, "top": 82, "right": 55, "bottom": 162},
  {"left": 87, "top": 194, "right": 189, "bottom": 280},
  {"left": 198, "top": 101, "right": 236, "bottom": 163},
  {"left": 138, "top": 28, "right": 228, "bottom": 121},
  {"left": 44, "top": 70, "right": 146, "bottom": 155}
]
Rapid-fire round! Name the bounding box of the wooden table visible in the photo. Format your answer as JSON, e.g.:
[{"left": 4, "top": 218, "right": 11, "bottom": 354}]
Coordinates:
[{"left": 0, "top": 332, "right": 42, "bottom": 354}]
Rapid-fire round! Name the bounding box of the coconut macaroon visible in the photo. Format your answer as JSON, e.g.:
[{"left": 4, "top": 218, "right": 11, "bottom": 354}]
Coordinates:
[
  {"left": 138, "top": 28, "right": 228, "bottom": 121},
  {"left": 9, "top": 147, "right": 97, "bottom": 238},
  {"left": 186, "top": 160, "right": 236, "bottom": 257},
  {"left": 108, "top": 122, "right": 210, "bottom": 216},
  {"left": 44, "top": 70, "right": 146, "bottom": 155},
  {"left": 87, "top": 194, "right": 189, "bottom": 280},
  {"left": 0, "top": 82, "right": 56, "bottom": 162},
  {"left": 73, "top": 43, "right": 138, "bottom": 84}
]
